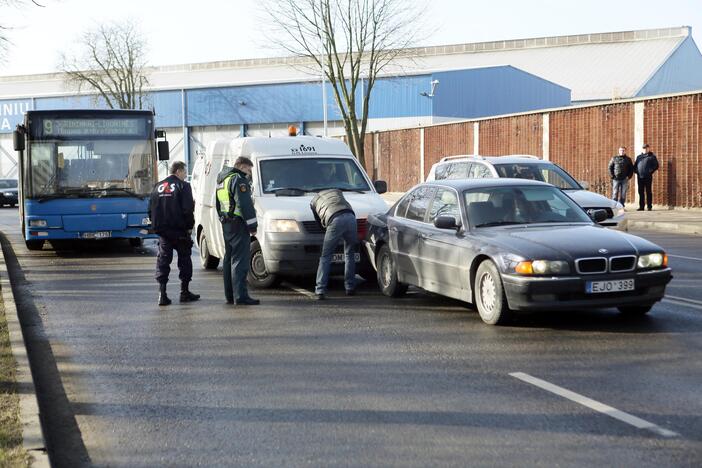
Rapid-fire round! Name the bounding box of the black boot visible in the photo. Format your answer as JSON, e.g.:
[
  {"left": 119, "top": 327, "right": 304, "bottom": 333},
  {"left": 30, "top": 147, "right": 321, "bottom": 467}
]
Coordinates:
[
  {"left": 158, "top": 284, "right": 171, "bottom": 306},
  {"left": 180, "top": 281, "right": 200, "bottom": 303}
]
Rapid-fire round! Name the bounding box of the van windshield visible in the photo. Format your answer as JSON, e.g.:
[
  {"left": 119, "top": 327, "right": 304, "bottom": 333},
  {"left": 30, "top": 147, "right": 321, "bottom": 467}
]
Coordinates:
[{"left": 259, "top": 157, "right": 371, "bottom": 194}]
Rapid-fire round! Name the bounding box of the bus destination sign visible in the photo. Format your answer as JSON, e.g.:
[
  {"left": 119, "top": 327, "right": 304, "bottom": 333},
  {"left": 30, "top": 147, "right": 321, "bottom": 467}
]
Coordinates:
[{"left": 40, "top": 118, "right": 145, "bottom": 137}]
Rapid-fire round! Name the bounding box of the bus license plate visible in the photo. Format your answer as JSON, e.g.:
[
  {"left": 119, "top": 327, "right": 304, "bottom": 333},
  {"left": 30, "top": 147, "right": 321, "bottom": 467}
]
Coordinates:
[
  {"left": 586, "top": 279, "right": 634, "bottom": 294},
  {"left": 82, "top": 231, "right": 111, "bottom": 239},
  {"left": 332, "top": 253, "right": 361, "bottom": 263}
]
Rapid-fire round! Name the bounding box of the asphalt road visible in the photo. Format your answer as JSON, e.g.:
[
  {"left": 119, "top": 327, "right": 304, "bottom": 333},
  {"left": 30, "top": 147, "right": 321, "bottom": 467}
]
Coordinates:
[{"left": 1, "top": 207, "right": 701, "bottom": 467}]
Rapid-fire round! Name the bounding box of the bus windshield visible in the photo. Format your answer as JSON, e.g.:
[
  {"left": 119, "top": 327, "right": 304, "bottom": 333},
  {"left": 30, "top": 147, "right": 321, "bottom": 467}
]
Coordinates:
[{"left": 28, "top": 138, "right": 154, "bottom": 198}]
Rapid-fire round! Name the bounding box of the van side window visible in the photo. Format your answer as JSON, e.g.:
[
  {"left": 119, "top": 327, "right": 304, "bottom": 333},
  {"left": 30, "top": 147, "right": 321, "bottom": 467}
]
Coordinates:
[{"left": 405, "top": 187, "right": 435, "bottom": 222}]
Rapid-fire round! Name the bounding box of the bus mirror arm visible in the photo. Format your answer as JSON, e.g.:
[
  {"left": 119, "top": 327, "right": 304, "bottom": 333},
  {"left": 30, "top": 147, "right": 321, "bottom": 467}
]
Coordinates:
[{"left": 13, "top": 125, "right": 25, "bottom": 152}]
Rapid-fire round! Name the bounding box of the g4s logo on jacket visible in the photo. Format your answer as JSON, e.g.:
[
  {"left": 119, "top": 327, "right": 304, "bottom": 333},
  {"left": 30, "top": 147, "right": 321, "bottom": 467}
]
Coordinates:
[{"left": 157, "top": 182, "right": 177, "bottom": 194}]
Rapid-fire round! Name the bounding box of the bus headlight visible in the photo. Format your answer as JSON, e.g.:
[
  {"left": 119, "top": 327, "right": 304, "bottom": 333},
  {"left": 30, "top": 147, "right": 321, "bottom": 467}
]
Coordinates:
[
  {"left": 267, "top": 219, "right": 300, "bottom": 233},
  {"left": 516, "top": 260, "right": 570, "bottom": 275},
  {"left": 638, "top": 252, "right": 666, "bottom": 269},
  {"left": 29, "top": 219, "right": 47, "bottom": 228}
]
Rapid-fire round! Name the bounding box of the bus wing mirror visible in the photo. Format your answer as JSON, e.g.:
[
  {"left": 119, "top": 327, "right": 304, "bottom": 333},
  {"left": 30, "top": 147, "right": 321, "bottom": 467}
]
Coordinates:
[
  {"left": 158, "top": 141, "right": 170, "bottom": 161},
  {"left": 13, "top": 129, "right": 25, "bottom": 151}
]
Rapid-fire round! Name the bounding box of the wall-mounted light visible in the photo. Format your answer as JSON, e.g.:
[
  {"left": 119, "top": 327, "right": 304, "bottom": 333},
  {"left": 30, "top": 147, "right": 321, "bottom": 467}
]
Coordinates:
[{"left": 420, "top": 79, "right": 439, "bottom": 98}]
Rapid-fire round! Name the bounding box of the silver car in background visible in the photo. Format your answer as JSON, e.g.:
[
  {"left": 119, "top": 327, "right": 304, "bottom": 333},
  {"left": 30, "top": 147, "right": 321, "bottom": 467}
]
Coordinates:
[{"left": 426, "top": 155, "right": 627, "bottom": 229}]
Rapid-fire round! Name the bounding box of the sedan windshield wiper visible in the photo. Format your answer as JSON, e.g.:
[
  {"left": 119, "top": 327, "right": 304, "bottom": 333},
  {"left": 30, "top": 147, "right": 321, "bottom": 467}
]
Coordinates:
[{"left": 474, "top": 221, "right": 525, "bottom": 228}]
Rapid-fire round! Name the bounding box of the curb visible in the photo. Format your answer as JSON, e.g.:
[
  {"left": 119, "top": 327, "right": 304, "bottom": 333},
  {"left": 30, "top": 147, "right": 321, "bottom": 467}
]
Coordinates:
[
  {"left": 627, "top": 220, "right": 702, "bottom": 236},
  {"left": 0, "top": 246, "right": 51, "bottom": 467}
]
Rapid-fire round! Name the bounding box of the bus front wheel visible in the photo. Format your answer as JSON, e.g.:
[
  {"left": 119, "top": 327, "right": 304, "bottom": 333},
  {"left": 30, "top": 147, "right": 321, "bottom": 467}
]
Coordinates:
[{"left": 25, "top": 240, "right": 44, "bottom": 251}]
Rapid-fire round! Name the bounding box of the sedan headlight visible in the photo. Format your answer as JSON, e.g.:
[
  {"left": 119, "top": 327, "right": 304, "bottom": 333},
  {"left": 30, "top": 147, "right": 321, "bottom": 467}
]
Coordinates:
[
  {"left": 515, "top": 260, "right": 570, "bottom": 275},
  {"left": 638, "top": 252, "right": 667, "bottom": 269},
  {"left": 267, "top": 219, "right": 300, "bottom": 233},
  {"left": 29, "top": 219, "right": 47, "bottom": 228}
]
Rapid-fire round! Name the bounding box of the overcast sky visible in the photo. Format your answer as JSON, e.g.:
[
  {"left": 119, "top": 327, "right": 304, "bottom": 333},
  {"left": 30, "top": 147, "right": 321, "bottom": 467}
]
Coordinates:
[{"left": 1, "top": 0, "right": 700, "bottom": 77}]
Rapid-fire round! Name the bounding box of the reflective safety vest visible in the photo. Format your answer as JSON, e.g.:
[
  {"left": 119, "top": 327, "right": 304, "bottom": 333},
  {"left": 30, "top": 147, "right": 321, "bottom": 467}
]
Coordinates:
[{"left": 216, "top": 174, "right": 242, "bottom": 218}]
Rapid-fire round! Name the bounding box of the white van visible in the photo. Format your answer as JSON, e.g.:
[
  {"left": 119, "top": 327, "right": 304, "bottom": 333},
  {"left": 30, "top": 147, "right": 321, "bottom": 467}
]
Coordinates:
[{"left": 191, "top": 136, "right": 388, "bottom": 288}]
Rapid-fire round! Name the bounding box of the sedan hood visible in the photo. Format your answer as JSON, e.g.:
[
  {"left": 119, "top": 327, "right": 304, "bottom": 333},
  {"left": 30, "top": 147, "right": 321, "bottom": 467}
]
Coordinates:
[
  {"left": 479, "top": 224, "right": 658, "bottom": 260},
  {"left": 565, "top": 189, "right": 617, "bottom": 209}
]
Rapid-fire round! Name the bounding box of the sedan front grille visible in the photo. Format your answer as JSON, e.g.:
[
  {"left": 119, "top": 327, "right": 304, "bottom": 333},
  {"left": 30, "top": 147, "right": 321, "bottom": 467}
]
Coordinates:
[
  {"left": 575, "top": 257, "right": 608, "bottom": 274},
  {"left": 610, "top": 255, "right": 636, "bottom": 272}
]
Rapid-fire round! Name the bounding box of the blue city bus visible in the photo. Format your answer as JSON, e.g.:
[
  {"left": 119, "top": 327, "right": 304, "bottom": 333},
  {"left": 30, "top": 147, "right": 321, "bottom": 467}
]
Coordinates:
[{"left": 13, "top": 109, "right": 169, "bottom": 250}]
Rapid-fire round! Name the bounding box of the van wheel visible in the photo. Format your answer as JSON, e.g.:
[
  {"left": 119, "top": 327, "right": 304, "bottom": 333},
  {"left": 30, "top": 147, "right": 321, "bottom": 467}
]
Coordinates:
[
  {"left": 199, "top": 230, "right": 220, "bottom": 270},
  {"left": 474, "top": 260, "right": 511, "bottom": 325},
  {"left": 248, "top": 239, "right": 279, "bottom": 288},
  {"left": 377, "top": 244, "right": 407, "bottom": 297},
  {"left": 25, "top": 239, "right": 44, "bottom": 251}
]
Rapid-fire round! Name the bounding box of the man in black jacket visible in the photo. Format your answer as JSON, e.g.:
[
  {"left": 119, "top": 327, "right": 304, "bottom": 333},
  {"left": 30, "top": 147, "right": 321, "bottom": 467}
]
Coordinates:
[
  {"left": 608, "top": 146, "right": 634, "bottom": 206},
  {"left": 634, "top": 144, "right": 660, "bottom": 211},
  {"left": 311, "top": 189, "right": 357, "bottom": 300},
  {"left": 149, "top": 161, "right": 200, "bottom": 306}
]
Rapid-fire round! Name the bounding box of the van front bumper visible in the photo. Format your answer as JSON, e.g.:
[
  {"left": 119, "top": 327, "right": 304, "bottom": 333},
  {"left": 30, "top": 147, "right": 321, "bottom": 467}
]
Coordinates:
[{"left": 263, "top": 232, "right": 364, "bottom": 276}]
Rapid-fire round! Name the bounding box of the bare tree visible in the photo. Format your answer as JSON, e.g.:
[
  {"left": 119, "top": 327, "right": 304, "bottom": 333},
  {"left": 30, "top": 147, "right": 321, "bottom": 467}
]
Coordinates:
[
  {"left": 0, "top": 0, "right": 46, "bottom": 62},
  {"left": 60, "top": 20, "right": 150, "bottom": 110},
  {"left": 261, "top": 0, "right": 424, "bottom": 168}
]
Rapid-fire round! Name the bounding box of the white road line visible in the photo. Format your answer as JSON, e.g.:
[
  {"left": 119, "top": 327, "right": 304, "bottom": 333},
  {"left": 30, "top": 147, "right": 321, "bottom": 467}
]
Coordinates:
[
  {"left": 662, "top": 298, "right": 702, "bottom": 312},
  {"left": 509, "top": 372, "right": 679, "bottom": 438},
  {"left": 282, "top": 282, "right": 317, "bottom": 299},
  {"left": 665, "top": 294, "right": 702, "bottom": 306},
  {"left": 668, "top": 254, "right": 702, "bottom": 262}
]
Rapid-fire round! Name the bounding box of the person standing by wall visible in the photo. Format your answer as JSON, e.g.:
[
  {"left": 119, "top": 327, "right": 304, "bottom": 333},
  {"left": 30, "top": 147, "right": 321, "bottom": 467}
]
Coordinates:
[
  {"left": 608, "top": 146, "right": 634, "bottom": 207},
  {"left": 634, "top": 144, "right": 660, "bottom": 211},
  {"left": 149, "top": 161, "right": 200, "bottom": 306},
  {"left": 310, "top": 189, "right": 358, "bottom": 300},
  {"left": 216, "top": 157, "right": 260, "bottom": 306}
]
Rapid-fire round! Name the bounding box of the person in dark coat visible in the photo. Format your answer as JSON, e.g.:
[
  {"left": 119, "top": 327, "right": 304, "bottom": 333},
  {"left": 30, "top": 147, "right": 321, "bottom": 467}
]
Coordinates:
[
  {"left": 608, "top": 146, "right": 634, "bottom": 207},
  {"left": 311, "top": 189, "right": 357, "bottom": 300},
  {"left": 634, "top": 144, "right": 660, "bottom": 211},
  {"left": 216, "top": 157, "right": 260, "bottom": 306},
  {"left": 149, "top": 161, "right": 200, "bottom": 306}
]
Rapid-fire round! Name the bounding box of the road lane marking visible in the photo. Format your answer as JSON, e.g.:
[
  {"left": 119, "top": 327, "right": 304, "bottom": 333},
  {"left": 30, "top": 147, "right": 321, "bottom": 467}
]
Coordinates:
[
  {"left": 509, "top": 372, "right": 679, "bottom": 438},
  {"left": 662, "top": 298, "right": 702, "bottom": 312},
  {"left": 667, "top": 254, "right": 702, "bottom": 262},
  {"left": 665, "top": 294, "right": 702, "bottom": 306},
  {"left": 282, "top": 282, "right": 317, "bottom": 299}
]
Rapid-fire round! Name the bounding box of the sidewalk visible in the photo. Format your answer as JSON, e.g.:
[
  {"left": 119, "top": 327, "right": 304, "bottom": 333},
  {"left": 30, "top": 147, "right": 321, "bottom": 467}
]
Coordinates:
[{"left": 381, "top": 193, "right": 702, "bottom": 236}]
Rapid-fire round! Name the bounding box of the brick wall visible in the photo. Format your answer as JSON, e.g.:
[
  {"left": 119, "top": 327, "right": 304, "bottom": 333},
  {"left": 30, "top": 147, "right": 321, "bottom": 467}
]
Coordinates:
[
  {"left": 644, "top": 94, "right": 702, "bottom": 208},
  {"left": 378, "top": 129, "right": 421, "bottom": 192},
  {"left": 479, "top": 114, "right": 543, "bottom": 157},
  {"left": 423, "top": 122, "right": 473, "bottom": 179},
  {"left": 550, "top": 103, "right": 634, "bottom": 202},
  {"left": 362, "top": 91, "right": 702, "bottom": 207}
]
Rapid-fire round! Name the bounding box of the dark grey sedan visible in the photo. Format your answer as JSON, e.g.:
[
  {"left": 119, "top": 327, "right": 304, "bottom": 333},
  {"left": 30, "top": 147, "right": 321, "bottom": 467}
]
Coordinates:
[{"left": 364, "top": 179, "right": 672, "bottom": 325}]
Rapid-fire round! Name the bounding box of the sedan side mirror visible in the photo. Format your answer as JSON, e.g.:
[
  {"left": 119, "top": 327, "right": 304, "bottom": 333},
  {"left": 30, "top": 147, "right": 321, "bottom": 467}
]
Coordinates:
[
  {"left": 434, "top": 216, "right": 458, "bottom": 230},
  {"left": 374, "top": 180, "right": 387, "bottom": 194},
  {"left": 589, "top": 209, "right": 608, "bottom": 223}
]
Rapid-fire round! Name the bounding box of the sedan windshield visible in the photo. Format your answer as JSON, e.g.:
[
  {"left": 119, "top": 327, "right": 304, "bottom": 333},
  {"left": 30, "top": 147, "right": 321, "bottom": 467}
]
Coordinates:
[
  {"left": 493, "top": 163, "right": 580, "bottom": 190},
  {"left": 464, "top": 185, "right": 592, "bottom": 227},
  {"left": 259, "top": 157, "right": 371, "bottom": 194}
]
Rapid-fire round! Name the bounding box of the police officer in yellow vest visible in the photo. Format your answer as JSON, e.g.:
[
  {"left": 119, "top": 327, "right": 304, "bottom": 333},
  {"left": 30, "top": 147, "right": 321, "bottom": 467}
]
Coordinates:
[{"left": 216, "top": 156, "right": 260, "bottom": 305}]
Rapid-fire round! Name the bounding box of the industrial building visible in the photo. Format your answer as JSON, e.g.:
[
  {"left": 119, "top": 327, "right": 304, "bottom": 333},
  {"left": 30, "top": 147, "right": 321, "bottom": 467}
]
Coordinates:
[{"left": 0, "top": 25, "right": 701, "bottom": 177}]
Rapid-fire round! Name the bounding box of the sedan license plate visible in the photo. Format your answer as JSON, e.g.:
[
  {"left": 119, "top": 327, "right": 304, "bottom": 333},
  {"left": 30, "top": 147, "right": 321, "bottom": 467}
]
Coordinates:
[
  {"left": 586, "top": 279, "right": 634, "bottom": 294},
  {"left": 332, "top": 252, "right": 361, "bottom": 263},
  {"left": 82, "top": 231, "right": 111, "bottom": 239}
]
